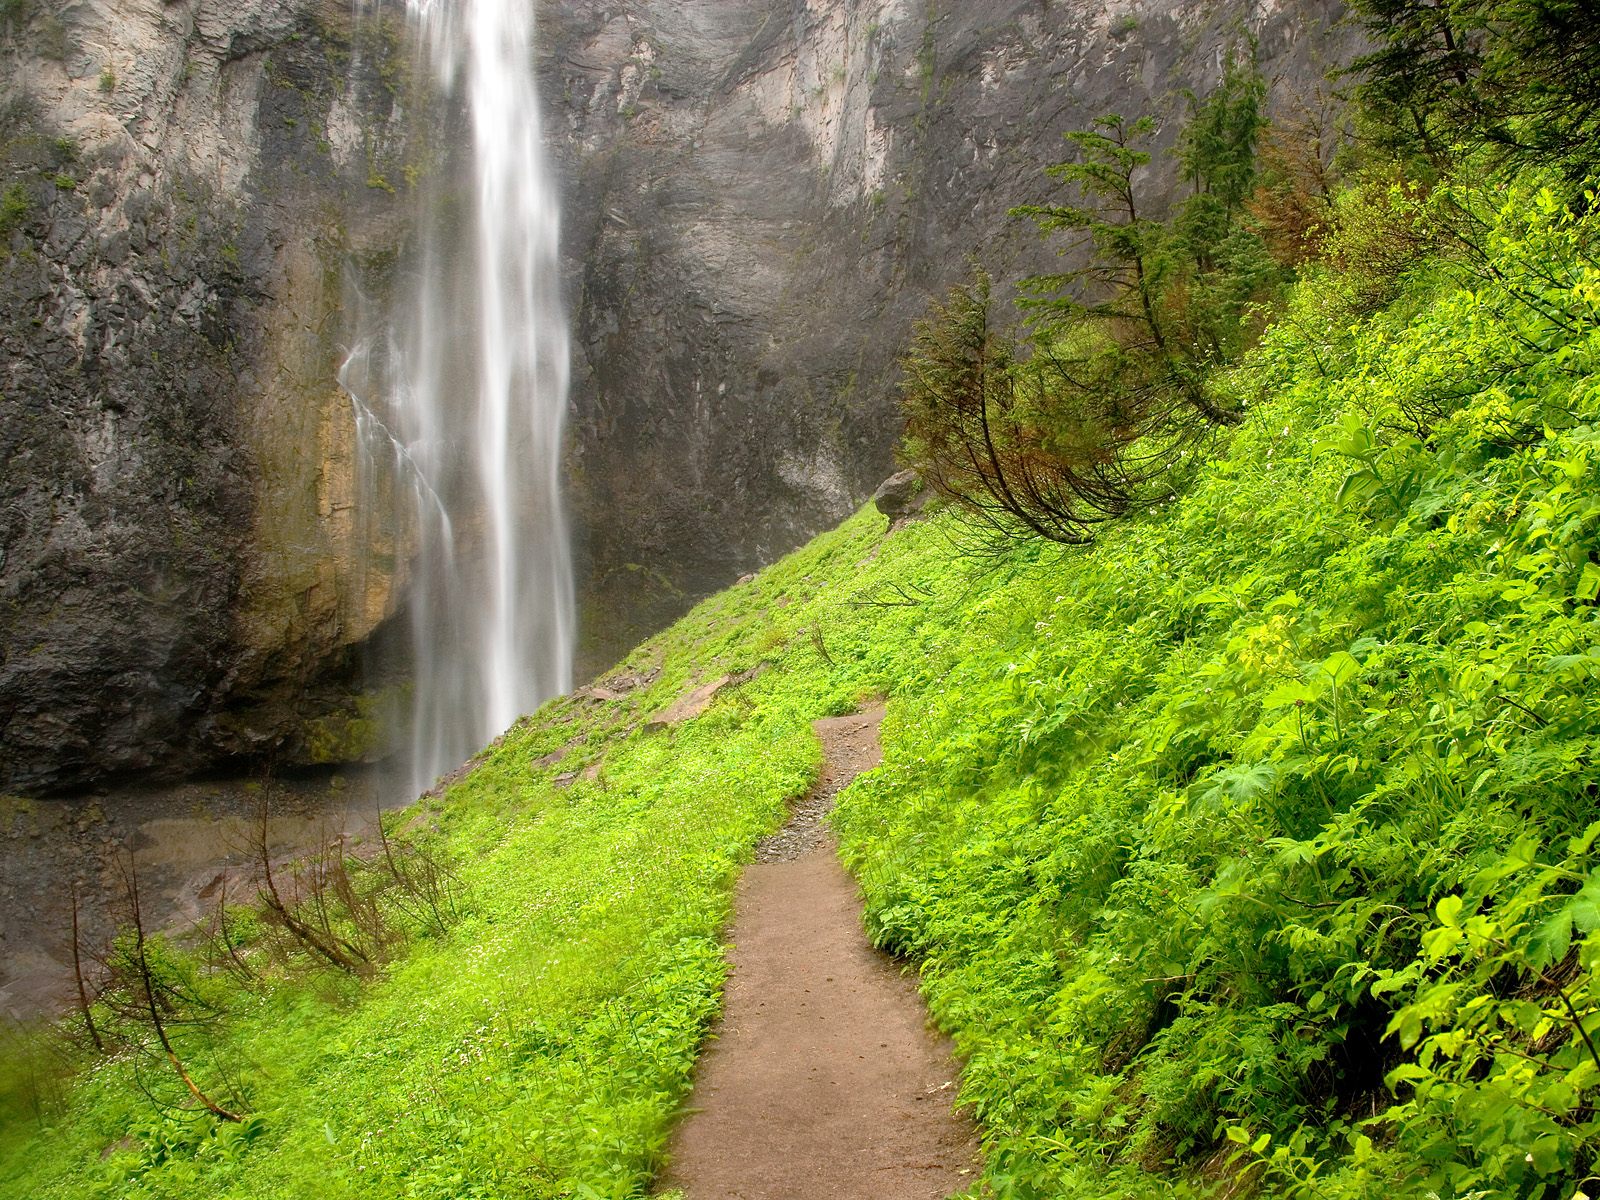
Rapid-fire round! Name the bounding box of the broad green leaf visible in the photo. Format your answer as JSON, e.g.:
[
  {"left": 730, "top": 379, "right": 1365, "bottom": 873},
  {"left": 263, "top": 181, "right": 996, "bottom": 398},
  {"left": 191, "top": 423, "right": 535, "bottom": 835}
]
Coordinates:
[
  {"left": 1263, "top": 679, "right": 1320, "bottom": 709},
  {"left": 1436, "top": 895, "right": 1465, "bottom": 928},
  {"left": 1578, "top": 562, "right": 1600, "bottom": 603},
  {"left": 1321, "top": 650, "right": 1361, "bottom": 687},
  {"left": 1529, "top": 909, "right": 1574, "bottom": 971}
]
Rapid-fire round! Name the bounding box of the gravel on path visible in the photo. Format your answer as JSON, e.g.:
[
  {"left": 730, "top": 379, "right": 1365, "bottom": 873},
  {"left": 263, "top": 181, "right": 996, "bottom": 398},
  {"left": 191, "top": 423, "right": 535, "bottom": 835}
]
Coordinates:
[{"left": 659, "top": 705, "right": 981, "bottom": 1199}]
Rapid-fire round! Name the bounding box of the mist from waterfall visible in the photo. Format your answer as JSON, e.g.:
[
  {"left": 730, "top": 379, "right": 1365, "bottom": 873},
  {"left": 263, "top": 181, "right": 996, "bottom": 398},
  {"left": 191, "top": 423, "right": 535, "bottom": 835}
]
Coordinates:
[{"left": 348, "top": 0, "right": 574, "bottom": 798}]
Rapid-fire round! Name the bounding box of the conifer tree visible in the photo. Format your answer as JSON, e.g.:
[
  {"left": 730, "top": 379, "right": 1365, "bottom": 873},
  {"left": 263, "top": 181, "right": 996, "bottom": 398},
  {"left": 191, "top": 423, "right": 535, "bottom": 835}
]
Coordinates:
[
  {"left": 899, "top": 271, "right": 1112, "bottom": 546},
  {"left": 1013, "top": 54, "right": 1274, "bottom": 424},
  {"left": 1347, "top": 0, "right": 1600, "bottom": 185},
  {"left": 898, "top": 56, "right": 1277, "bottom": 546}
]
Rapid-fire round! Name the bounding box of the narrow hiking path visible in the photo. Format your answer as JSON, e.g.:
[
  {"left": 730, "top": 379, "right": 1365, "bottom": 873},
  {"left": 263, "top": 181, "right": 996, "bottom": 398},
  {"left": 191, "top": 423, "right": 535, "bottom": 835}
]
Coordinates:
[{"left": 660, "top": 706, "right": 980, "bottom": 1199}]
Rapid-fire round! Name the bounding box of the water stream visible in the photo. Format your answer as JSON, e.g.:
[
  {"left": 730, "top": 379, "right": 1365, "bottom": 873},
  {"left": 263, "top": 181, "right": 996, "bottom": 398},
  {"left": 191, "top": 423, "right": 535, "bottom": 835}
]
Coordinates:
[
  {"left": 0, "top": 0, "right": 576, "bottom": 1023},
  {"left": 354, "top": 0, "right": 575, "bottom": 798}
]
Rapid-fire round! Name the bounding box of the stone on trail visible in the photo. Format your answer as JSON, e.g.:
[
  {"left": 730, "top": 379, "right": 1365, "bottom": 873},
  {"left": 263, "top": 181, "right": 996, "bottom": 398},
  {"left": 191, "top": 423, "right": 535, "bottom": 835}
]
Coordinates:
[{"left": 647, "top": 676, "right": 734, "bottom": 729}]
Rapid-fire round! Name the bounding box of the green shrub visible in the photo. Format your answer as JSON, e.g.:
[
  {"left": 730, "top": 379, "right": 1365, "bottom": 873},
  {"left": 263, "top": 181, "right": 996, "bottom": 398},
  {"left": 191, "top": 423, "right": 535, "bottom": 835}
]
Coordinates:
[{"left": 1316, "top": 168, "right": 1442, "bottom": 315}]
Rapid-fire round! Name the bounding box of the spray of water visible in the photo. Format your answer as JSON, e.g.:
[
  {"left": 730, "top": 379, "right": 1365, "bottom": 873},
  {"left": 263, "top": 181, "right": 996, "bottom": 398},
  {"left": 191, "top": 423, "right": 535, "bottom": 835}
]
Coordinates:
[{"left": 350, "top": 0, "right": 574, "bottom": 797}]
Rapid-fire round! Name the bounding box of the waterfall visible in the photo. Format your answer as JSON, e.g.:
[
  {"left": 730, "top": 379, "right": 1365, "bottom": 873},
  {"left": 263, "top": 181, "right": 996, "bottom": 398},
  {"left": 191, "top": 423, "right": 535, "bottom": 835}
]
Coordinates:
[{"left": 350, "top": 0, "right": 575, "bottom": 798}]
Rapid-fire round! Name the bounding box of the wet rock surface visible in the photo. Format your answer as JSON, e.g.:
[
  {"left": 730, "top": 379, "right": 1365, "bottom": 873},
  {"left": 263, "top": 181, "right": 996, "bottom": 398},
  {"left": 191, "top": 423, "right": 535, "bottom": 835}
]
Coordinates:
[{"left": 0, "top": 0, "right": 414, "bottom": 792}]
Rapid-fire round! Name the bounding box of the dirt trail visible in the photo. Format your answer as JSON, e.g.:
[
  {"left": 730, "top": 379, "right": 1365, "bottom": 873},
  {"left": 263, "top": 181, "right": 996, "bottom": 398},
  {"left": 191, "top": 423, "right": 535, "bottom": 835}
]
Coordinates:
[{"left": 660, "top": 705, "right": 980, "bottom": 1199}]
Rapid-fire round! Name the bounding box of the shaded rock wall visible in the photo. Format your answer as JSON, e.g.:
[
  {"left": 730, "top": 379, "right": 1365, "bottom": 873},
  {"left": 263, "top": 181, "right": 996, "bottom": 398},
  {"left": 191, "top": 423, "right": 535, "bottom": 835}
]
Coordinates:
[
  {"left": 0, "top": 0, "right": 415, "bottom": 792},
  {"left": 547, "top": 0, "right": 1359, "bottom": 670}
]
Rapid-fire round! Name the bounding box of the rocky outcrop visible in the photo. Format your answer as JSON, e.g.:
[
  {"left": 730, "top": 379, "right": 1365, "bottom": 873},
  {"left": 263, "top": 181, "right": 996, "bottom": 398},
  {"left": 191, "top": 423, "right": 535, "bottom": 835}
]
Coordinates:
[
  {"left": 0, "top": 0, "right": 1359, "bottom": 792},
  {"left": 0, "top": 0, "right": 415, "bottom": 792},
  {"left": 871, "top": 469, "right": 925, "bottom": 523}
]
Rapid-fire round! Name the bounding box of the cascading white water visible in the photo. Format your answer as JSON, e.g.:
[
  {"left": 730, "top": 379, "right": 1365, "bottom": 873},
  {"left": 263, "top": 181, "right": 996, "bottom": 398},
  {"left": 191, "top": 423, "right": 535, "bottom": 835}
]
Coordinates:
[{"left": 350, "top": 0, "right": 574, "bottom": 797}]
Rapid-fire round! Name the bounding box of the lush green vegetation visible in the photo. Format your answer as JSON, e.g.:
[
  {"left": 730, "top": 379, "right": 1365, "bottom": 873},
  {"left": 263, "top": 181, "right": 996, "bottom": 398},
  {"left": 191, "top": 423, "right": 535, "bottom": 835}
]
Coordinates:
[
  {"left": 6, "top": 13, "right": 1600, "bottom": 1195},
  {"left": 841, "top": 180, "right": 1600, "bottom": 1197},
  {"left": 1345, "top": 0, "right": 1600, "bottom": 185},
  {"left": 4, "top": 172, "right": 1598, "bottom": 1197}
]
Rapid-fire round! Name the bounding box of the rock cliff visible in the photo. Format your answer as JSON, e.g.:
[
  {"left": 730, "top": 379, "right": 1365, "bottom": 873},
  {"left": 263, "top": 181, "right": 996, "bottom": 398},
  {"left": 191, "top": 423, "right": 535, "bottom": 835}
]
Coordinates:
[
  {"left": 0, "top": 0, "right": 1356, "bottom": 792},
  {"left": 0, "top": 0, "right": 415, "bottom": 791},
  {"left": 547, "top": 0, "right": 1356, "bottom": 666}
]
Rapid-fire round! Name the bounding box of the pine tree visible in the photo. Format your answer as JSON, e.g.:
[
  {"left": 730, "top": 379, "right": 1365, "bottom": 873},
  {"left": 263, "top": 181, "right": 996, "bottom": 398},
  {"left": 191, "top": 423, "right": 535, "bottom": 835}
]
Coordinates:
[
  {"left": 898, "top": 58, "right": 1277, "bottom": 546},
  {"left": 1014, "top": 55, "right": 1274, "bottom": 426},
  {"left": 897, "top": 271, "right": 1150, "bottom": 545},
  {"left": 1347, "top": 0, "right": 1600, "bottom": 185}
]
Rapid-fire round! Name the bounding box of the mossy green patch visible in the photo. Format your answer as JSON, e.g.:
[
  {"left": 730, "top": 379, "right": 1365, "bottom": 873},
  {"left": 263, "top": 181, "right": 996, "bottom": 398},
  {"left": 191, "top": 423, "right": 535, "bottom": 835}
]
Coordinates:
[{"left": 298, "top": 687, "right": 405, "bottom": 765}]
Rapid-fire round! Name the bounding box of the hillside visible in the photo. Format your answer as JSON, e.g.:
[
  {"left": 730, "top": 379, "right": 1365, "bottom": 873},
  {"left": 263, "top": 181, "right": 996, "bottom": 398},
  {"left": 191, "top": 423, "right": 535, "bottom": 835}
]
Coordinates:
[{"left": 3, "top": 179, "right": 1599, "bottom": 1198}]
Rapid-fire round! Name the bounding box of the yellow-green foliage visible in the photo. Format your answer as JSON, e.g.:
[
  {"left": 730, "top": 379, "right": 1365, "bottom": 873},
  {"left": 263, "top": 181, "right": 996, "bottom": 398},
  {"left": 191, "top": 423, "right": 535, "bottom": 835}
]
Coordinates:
[
  {"left": 3, "top": 180, "right": 1599, "bottom": 1200},
  {"left": 834, "top": 181, "right": 1600, "bottom": 1199}
]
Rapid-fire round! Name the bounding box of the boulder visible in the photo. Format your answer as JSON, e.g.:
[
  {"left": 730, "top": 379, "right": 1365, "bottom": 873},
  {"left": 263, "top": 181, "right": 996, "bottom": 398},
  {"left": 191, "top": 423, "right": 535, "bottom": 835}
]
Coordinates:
[{"left": 871, "top": 470, "right": 928, "bottom": 523}]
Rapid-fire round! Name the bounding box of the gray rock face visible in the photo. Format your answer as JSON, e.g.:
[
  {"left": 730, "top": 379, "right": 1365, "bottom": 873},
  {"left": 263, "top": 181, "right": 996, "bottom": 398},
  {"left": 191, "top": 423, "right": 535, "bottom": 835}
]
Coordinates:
[
  {"left": 0, "top": 0, "right": 415, "bottom": 792},
  {"left": 0, "top": 0, "right": 1358, "bottom": 792},
  {"left": 545, "top": 0, "right": 1358, "bottom": 669}
]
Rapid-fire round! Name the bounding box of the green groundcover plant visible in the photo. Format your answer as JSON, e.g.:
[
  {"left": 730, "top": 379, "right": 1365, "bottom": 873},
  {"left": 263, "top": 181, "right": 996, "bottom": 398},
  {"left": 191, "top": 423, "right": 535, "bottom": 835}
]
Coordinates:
[
  {"left": 3, "top": 176, "right": 1599, "bottom": 1199},
  {"left": 835, "top": 178, "right": 1600, "bottom": 1198}
]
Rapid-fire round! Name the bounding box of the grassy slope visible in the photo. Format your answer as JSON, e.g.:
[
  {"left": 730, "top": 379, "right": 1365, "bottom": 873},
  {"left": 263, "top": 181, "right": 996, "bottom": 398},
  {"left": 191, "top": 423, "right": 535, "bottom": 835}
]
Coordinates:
[
  {"left": 832, "top": 187, "right": 1600, "bottom": 1198},
  {"left": 2, "top": 184, "right": 1598, "bottom": 1199}
]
